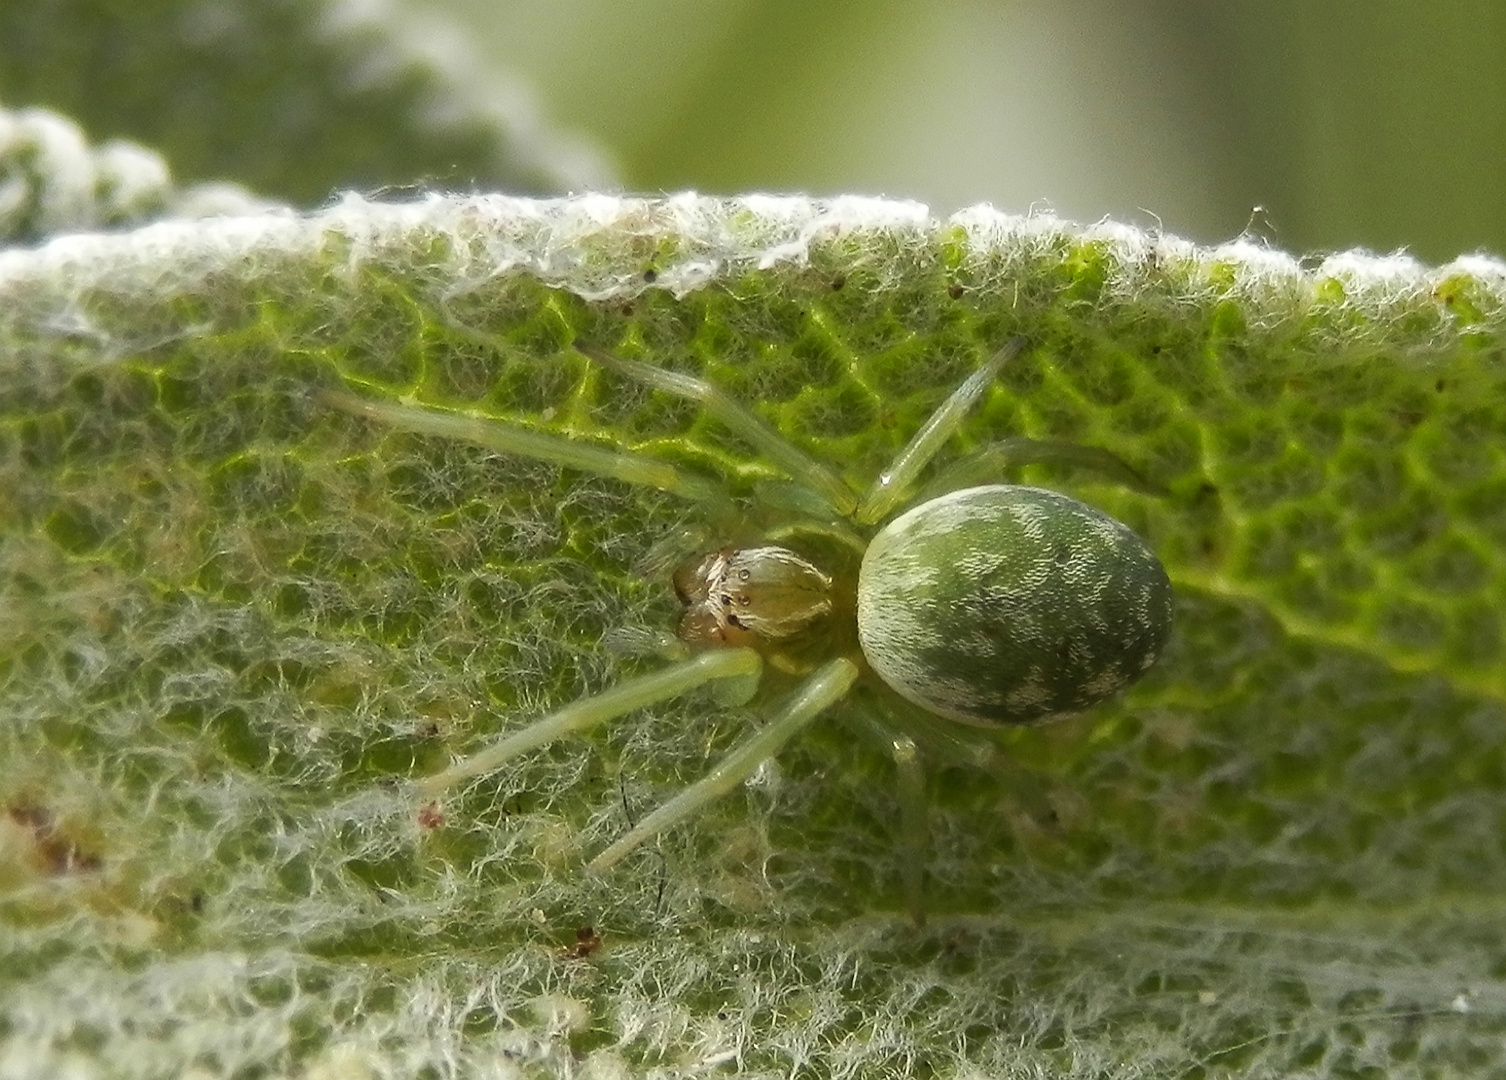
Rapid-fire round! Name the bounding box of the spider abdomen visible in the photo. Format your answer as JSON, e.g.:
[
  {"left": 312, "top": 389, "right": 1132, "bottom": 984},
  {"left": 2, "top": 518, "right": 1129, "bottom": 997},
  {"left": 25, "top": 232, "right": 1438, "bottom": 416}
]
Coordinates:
[{"left": 856, "top": 485, "right": 1173, "bottom": 726}]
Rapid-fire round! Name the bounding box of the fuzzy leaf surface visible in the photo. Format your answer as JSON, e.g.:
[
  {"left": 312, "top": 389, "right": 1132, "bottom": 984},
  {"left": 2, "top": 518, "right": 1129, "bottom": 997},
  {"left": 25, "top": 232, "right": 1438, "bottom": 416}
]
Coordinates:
[{"left": 2, "top": 195, "right": 1505, "bottom": 1079}]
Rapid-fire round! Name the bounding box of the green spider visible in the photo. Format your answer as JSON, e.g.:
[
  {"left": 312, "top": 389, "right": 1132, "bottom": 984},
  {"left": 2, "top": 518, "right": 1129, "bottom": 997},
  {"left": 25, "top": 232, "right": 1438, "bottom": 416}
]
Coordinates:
[{"left": 324, "top": 336, "right": 1173, "bottom": 918}]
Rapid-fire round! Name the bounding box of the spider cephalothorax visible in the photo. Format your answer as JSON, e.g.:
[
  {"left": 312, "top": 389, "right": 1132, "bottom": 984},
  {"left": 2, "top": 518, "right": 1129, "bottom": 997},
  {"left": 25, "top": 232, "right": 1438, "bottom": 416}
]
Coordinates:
[
  {"left": 673, "top": 545, "right": 833, "bottom": 649},
  {"left": 323, "top": 335, "right": 1172, "bottom": 919}
]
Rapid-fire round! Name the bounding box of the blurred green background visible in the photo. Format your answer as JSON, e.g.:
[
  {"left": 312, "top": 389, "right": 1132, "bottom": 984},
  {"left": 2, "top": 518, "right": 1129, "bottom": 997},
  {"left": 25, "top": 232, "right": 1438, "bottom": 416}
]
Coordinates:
[
  {"left": 430, "top": 0, "right": 1506, "bottom": 263},
  {"left": 2, "top": 0, "right": 1504, "bottom": 261}
]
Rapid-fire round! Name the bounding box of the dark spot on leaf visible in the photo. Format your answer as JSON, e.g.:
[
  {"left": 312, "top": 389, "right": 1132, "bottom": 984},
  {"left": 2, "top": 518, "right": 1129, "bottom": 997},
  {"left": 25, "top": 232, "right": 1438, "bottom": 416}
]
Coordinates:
[
  {"left": 561, "top": 925, "right": 603, "bottom": 960},
  {"left": 6, "top": 803, "right": 102, "bottom": 876},
  {"left": 1191, "top": 481, "right": 1221, "bottom": 508},
  {"left": 417, "top": 803, "right": 445, "bottom": 830}
]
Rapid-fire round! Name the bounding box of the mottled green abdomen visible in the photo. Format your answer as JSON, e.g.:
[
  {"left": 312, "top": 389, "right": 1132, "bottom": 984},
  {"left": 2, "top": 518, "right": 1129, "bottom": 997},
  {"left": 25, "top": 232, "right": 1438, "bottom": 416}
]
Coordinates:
[{"left": 856, "top": 485, "right": 1173, "bottom": 726}]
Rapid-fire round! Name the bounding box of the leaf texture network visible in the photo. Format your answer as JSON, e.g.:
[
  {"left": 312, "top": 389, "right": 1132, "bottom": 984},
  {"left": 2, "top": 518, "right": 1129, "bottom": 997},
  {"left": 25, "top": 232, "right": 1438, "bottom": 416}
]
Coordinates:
[{"left": 2, "top": 194, "right": 1506, "bottom": 1079}]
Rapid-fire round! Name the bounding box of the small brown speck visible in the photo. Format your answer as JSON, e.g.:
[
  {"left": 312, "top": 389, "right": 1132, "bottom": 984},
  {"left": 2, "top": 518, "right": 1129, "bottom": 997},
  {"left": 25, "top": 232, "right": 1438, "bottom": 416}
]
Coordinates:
[
  {"left": 642, "top": 268, "right": 658, "bottom": 283},
  {"left": 947, "top": 283, "right": 965, "bottom": 299},
  {"left": 417, "top": 802, "right": 445, "bottom": 830},
  {"left": 562, "top": 925, "right": 603, "bottom": 960},
  {"left": 6, "top": 803, "right": 102, "bottom": 876}
]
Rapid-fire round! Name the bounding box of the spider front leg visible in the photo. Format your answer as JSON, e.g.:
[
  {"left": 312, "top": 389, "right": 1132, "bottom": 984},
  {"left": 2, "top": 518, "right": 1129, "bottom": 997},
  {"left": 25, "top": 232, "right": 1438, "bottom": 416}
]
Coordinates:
[
  {"left": 317, "top": 388, "right": 732, "bottom": 511},
  {"left": 587, "top": 657, "right": 860, "bottom": 873},
  {"left": 417, "top": 648, "right": 763, "bottom": 796},
  {"left": 574, "top": 343, "right": 860, "bottom": 517},
  {"left": 853, "top": 336, "right": 1027, "bottom": 525}
]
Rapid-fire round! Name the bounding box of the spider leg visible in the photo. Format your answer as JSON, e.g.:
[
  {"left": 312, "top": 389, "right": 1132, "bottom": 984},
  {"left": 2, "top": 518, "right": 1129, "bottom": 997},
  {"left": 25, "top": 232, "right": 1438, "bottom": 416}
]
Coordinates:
[
  {"left": 586, "top": 657, "right": 860, "bottom": 873},
  {"left": 853, "top": 335, "right": 1027, "bottom": 525},
  {"left": 871, "top": 692, "right": 1061, "bottom": 848},
  {"left": 890, "top": 735, "right": 929, "bottom": 926},
  {"left": 575, "top": 343, "right": 860, "bottom": 517},
  {"left": 634, "top": 521, "right": 713, "bottom": 581},
  {"left": 319, "top": 389, "right": 731, "bottom": 508},
  {"left": 917, "top": 437, "right": 1168, "bottom": 501},
  {"left": 840, "top": 704, "right": 931, "bottom": 925},
  {"left": 416, "top": 648, "right": 763, "bottom": 796}
]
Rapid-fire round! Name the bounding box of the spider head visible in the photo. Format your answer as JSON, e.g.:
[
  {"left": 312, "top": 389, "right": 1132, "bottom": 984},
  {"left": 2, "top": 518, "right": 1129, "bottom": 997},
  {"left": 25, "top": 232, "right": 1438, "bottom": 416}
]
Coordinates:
[{"left": 673, "top": 545, "right": 836, "bottom": 653}]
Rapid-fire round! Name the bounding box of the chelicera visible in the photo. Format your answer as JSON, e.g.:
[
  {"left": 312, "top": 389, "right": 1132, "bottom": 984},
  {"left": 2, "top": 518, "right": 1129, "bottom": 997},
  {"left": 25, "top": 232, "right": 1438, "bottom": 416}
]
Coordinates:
[{"left": 324, "top": 336, "right": 1173, "bottom": 917}]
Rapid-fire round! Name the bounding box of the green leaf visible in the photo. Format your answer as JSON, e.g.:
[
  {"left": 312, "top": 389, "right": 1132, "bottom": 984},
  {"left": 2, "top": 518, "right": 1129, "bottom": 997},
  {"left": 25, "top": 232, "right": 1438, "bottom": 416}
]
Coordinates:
[
  {"left": 3, "top": 195, "right": 1505, "bottom": 1078},
  {"left": 0, "top": 0, "right": 613, "bottom": 203},
  {"left": 0, "top": 103, "right": 271, "bottom": 244}
]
